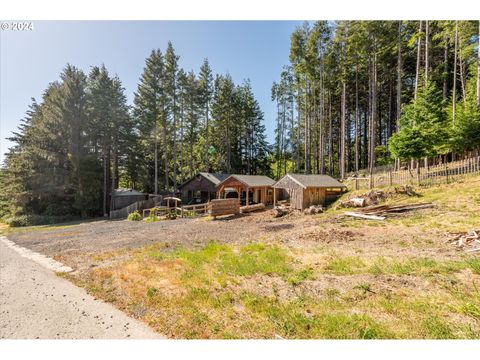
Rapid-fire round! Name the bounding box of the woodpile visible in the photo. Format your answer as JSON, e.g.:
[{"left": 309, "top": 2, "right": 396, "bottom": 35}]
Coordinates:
[
  {"left": 344, "top": 202, "right": 435, "bottom": 220},
  {"left": 446, "top": 230, "right": 480, "bottom": 253},
  {"left": 303, "top": 205, "right": 323, "bottom": 215},
  {"left": 338, "top": 190, "right": 386, "bottom": 208},
  {"left": 272, "top": 205, "right": 290, "bottom": 218},
  {"left": 394, "top": 185, "right": 417, "bottom": 196},
  {"left": 209, "top": 198, "right": 240, "bottom": 218},
  {"left": 240, "top": 203, "right": 265, "bottom": 213}
]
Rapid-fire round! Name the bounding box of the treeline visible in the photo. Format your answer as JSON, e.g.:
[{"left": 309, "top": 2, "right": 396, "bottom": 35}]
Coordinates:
[
  {"left": 272, "top": 20, "right": 480, "bottom": 179},
  {"left": 0, "top": 42, "right": 269, "bottom": 221}
]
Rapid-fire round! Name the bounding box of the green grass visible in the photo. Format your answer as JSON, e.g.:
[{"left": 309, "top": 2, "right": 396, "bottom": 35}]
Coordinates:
[
  {"left": 71, "top": 240, "right": 480, "bottom": 339},
  {"left": 332, "top": 174, "right": 480, "bottom": 232}
]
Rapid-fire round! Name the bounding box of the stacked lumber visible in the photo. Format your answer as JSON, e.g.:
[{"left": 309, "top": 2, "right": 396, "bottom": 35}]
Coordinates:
[
  {"left": 240, "top": 203, "right": 265, "bottom": 213},
  {"left": 446, "top": 229, "right": 480, "bottom": 253},
  {"left": 209, "top": 199, "right": 240, "bottom": 218},
  {"left": 344, "top": 202, "right": 434, "bottom": 220}
]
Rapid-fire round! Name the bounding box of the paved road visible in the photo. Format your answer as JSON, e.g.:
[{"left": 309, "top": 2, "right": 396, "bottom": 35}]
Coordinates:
[{"left": 0, "top": 240, "right": 162, "bottom": 339}]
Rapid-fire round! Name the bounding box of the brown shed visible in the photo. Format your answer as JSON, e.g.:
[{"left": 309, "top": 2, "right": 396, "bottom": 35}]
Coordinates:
[
  {"left": 216, "top": 174, "right": 276, "bottom": 206},
  {"left": 273, "top": 174, "right": 346, "bottom": 210},
  {"left": 178, "top": 172, "right": 229, "bottom": 204}
]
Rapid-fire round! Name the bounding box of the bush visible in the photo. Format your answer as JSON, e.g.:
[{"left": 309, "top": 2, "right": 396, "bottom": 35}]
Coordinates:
[
  {"left": 127, "top": 211, "right": 142, "bottom": 221},
  {"left": 145, "top": 212, "right": 160, "bottom": 222},
  {"left": 7, "top": 214, "right": 76, "bottom": 227}
]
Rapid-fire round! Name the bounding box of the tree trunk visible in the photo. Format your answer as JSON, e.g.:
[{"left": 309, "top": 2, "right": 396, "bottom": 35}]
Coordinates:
[
  {"left": 340, "top": 81, "right": 346, "bottom": 179},
  {"left": 414, "top": 21, "right": 423, "bottom": 100},
  {"left": 328, "top": 92, "right": 333, "bottom": 176},
  {"left": 425, "top": 20, "right": 429, "bottom": 86},
  {"left": 477, "top": 21, "right": 480, "bottom": 110},
  {"left": 154, "top": 118, "right": 158, "bottom": 195},
  {"left": 204, "top": 100, "right": 209, "bottom": 171},
  {"left": 443, "top": 39, "right": 449, "bottom": 100},
  {"left": 453, "top": 21, "right": 458, "bottom": 122},
  {"left": 163, "top": 109, "right": 169, "bottom": 192},
  {"left": 103, "top": 150, "right": 107, "bottom": 216},
  {"left": 355, "top": 67, "right": 360, "bottom": 173},
  {"left": 172, "top": 77, "right": 177, "bottom": 190}
]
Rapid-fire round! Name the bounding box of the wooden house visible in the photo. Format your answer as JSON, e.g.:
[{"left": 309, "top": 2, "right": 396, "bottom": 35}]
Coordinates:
[
  {"left": 273, "top": 174, "right": 346, "bottom": 210},
  {"left": 216, "top": 175, "right": 276, "bottom": 205},
  {"left": 178, "top": 172, "right": 229, "bottom": 204}
]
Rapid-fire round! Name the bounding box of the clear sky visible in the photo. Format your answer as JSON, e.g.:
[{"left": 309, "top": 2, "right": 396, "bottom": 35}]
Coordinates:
[{"left": 0, "top": 20, "right": 304, "bottom": 163}]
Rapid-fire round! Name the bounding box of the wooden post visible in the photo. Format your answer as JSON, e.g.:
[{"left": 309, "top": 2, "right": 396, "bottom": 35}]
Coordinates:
[
  {"left": 369, "top": 176, "right": 373, "bottom": 189},
  {"left": 246, "top": 187, "right": 249, "bottom": 206},
  {"left": 416, "top": 161, "right": 420, "bottom": 186},
  {"left": 355, "top": 178, "right": 358, "bottom": 190},
  {"left": 273, "top": 187, "right": 276, "bottom": 207},
  {"left": 389, "top": 170, "right": 393, "bottom": 186},
  {"left": 445, "top": 162, "right": 449, "bottom": 184}
]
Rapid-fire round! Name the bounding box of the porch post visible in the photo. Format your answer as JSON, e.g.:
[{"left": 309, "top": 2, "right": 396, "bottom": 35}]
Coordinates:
[
  {"left": 246, "top": 187, "right": 249, "bottom": 205},
  {"left": 273, "top": 187, "right": 276, "bottom": 207}
]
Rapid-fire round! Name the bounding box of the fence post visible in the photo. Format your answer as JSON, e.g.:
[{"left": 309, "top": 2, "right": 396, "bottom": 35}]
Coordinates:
[
  {"left": 445, "top": 162, "right": 449, "bottom": 184},
  {"left": 389, "top": 170, "right": 393, "bottom": 186}
]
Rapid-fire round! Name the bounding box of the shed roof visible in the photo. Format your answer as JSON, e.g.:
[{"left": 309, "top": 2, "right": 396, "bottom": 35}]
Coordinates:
[
  {"left": 273, "top": 174, "right": 346, "bottom": 189},
  {"left": 219, "top": 174, "right": 276, "bottom": 188},
  {"left": 112, "top": 188, "right": 145, "bottom": 197},
  {"left": 178, "top": 172, "right": 230, "bottom": 190}
]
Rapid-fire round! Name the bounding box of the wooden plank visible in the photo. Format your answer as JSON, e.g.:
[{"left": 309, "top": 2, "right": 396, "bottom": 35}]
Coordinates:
[{"left": 344, "top": 212, "right": 386, "bottom": 220}]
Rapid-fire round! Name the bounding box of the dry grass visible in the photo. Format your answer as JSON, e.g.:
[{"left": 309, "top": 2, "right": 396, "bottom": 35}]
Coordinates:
[{"left": 50, "top": 174, "right": 480, "bottom": 338}]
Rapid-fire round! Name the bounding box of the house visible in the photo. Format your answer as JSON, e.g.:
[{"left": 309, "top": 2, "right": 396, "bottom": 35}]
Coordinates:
[
  {"left": 110, "top": 188, "right": 147, "bottom": 211},
  {"left": 272, "top": 174, "right": 347, "bottom": 210},
  {"left": 216, "top": 174, "right": 276, "bottom": 205},
  {"left": 178, "top": 172, "right": 229, "bottom": 204}
]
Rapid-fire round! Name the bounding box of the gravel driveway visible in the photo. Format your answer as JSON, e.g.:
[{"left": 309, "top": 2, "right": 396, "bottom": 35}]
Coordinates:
[{"left": 0, "top": 239, "right": 162, "bottom": 339}]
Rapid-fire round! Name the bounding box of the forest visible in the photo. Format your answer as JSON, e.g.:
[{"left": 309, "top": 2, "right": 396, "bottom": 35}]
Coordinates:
[
  {"left": 0, "top": 21, "right": 479, "bottom": 223},
  {"left": 272, "top": 20, "right": 479, "bottom": 179}
]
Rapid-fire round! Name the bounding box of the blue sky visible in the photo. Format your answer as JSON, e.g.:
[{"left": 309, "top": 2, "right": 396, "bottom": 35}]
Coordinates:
[{"left": 0, "top": 21, "right": 304, "bottom": 163}]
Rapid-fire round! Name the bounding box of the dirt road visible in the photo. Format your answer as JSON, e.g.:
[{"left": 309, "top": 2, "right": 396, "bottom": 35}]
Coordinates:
[{"left": 0, "top": 239, "right": 162, "bottom": 339}]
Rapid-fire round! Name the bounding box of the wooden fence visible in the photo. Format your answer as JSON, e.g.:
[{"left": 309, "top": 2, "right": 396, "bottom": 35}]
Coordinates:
[
  {"left": 109, "top": 198, "right": 155, "bottom": 219},
  {"left": 346, "top": 156, "right": 480, "bottom": 190}
]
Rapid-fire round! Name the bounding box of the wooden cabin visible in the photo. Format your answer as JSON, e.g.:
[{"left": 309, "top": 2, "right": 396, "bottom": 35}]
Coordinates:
[
  {"left": 178, "top": 172, "right": 229, "bottom": 204},
  {"left": 216, "top": 175, "right": 276, "bottom": 206},
  {"left": 273, "top": 174, "right": 347, "bottom": 210}
]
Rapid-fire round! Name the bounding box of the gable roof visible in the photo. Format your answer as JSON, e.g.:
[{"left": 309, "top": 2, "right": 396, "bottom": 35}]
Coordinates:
[
  {"left": 273, "top": 174, "right": 346, "bottom": 189},
  {"left": 178, "top": 172, "right": 230, "bottom": 190},
  {"left": 219, "top": 174, "right": 276, "bottom": 188},
  {"left": 199, "top": 172, "right": 230, "bottom": 185}
]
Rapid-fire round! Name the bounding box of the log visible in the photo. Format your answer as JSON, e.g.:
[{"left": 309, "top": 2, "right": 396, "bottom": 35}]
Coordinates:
[
  {"left": 272, "top": 206, "right": 288, "bottom": 218},
  {"left": 344, "top": 211, "right": 386, "bottom": 220},
  {"left": 240, "top": 203, "right": 265, "bottom": 213},
  {"left": 350, "top": 198, "right": 366, "bottom": 207}
]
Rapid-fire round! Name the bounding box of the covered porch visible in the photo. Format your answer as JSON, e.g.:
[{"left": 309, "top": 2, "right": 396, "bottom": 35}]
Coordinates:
[{"left": 216, "top": 175, "right": 277, "bottom": 206}]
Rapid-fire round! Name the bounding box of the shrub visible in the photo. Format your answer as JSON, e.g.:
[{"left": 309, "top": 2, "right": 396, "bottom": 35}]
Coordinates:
[
  {"left": 127, "top": 211, "right": 142, "bottom": 221},
  {"left": 6, "top": 214, "right": 76, "bottom": 227},
  {"left": 145, "top": 212, "right": 159, "bottom": 222}
]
